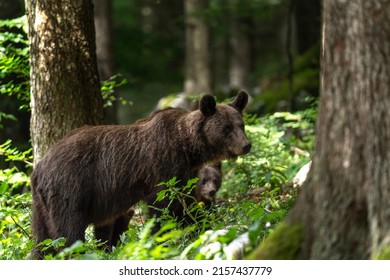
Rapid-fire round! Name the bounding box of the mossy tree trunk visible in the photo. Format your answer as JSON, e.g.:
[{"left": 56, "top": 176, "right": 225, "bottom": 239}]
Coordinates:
[
  {"left": 250, "top": 0, "right": 390, "bottom": 260},
  {"left": 25, "top": 0, "right": 104, "bottom": 165}
]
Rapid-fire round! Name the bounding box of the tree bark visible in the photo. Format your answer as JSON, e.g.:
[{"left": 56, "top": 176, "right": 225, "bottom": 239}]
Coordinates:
[
  {"left": 184, "top": 0, "right": 212, "bottom": 95},
  {"left": 25, "top": 0, "right": 104, "bottom": 165},
  {"left": 249, "top": 0, "right": 390, "bottom": 260}
]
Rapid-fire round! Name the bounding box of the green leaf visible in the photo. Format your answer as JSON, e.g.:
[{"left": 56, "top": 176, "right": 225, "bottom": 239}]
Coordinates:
[
  {"left": 0, "top": 181, "right": 8, "bottom": 194},
  {"left": 155, "top": 189, "right": 169, "bottom": 202}
]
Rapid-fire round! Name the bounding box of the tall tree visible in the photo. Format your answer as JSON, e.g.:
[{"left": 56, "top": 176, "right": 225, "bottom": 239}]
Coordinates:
[
  {"left": 249, "top": 0, "right": 390, "bottom": 259},
  {"left": 93, "top": 0, "right": 114, "bottom": 82},
  {"left": 229, "top": 0, "right": 251, "bottom": 92},
  {"left": 184, "top": 0, "right": 212, "bottom": 95},
  {"left": 93, "top": 0, "right": 116, "bottom": 123},
  {"left": 25, "top": 0, "right": 104, "bottom": 164}
]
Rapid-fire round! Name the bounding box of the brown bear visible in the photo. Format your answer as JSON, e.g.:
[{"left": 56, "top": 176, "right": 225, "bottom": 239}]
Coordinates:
[
  {"left": 105, "top": 162, "right": 223, "bottom": 247},
  {"left": 30, "top": 91, "right": 251, "bottom": 258},
  {"left": 141, "top": 161, "right": 223, "bottom": 235},
  {"left": 194, "top": 162, "right": 222, "bottom": 207}
]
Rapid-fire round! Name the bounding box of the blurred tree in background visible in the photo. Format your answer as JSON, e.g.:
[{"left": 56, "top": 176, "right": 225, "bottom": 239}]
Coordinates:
[
  {"left": 112, "top": 0, "right": 321, "bottom": 121},
  {"left": 184, "top": 0, "right": 212, "bottom": 96},
  {"left": 93, "top": 0, "right": 117, "bottom": 124},
  {"left": 1, "top": 0, "right": 321, "bottom": 141}
]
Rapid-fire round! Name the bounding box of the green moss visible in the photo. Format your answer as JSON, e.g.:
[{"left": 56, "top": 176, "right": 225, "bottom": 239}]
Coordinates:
[
  {"left": 293, "top": 45, "right": 320, "bottom": 72},
  {"left": 248, "top": 45, "right": 320, "bottom": 114},
  {"left": 372, "top": 245, "right": 390, "bottom": 260},
  {"left": 250, "top": 68, "right": 319, "bottom": 113},
  {"left": 246, "top": 222, "right": 303, "bottom": 260}
]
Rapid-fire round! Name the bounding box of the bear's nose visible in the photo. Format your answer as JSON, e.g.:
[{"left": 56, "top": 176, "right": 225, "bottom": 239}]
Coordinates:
[
  {"left": 208, "top": 189, "right": 216, "bottom": 198},
  {"left": 243, "top": 143, "right": 252, "bottom": 154}
]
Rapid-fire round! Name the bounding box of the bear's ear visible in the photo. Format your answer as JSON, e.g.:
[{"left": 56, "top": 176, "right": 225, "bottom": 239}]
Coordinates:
[
  {"left": 200, "top": 95, "right": 216, "bottom": 117},
  {"left": 228, "top": 90, "right": 249, "bottom": 114},
  {"left": 211, "top": 161, "right": 222, "bottom": 171}
]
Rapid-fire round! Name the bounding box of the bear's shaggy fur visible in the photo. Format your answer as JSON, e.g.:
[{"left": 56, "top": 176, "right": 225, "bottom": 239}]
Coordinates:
[{"left": 31, "top": 91, "right": 251, "bottom": 258}]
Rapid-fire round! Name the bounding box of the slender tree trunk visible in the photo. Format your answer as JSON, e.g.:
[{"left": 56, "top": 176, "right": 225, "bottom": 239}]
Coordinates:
[
  {"left": 184, "top": 0, "right": 212, "bottom": 95},
  {"left": 93, "top": 0, "right": 117, "bottom": 124},
  {"left": 229, "top": 0, "right": 251, "bottom": 92},
  {"left": 213, "top": 33, "right": 229, "bottom": 94},
  {"left": 25, "top": 0, "right": 104, "bottom": 165},
  {"left": 249, "top": 0, "right": 390, "bottom": 260},
  {"left": 285, "top": 0, "right": 295, "bottom": 111},
  {"left": 93, "top": 0, "right": 114, "bottom": 81}
]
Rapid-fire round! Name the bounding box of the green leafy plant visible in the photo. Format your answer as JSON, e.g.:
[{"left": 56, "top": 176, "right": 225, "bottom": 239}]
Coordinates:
[
  {"left": 222, "top": 108, "right": 314, "bottom": 200},
  {"left": 0, "top": 16, "right": 30, "bottom": 108},
  {"left": 39, "top": 238, "right": 109, "bottom": 260},
  {"left": 101, "top": 74, "right": 132, "bottom": 108},
  {"left": 0, "top": 141, "right": 33, "bottom": 260},
  {"left": 1, "top": 16, "right": 130, "bottom": 113},
  {"left": 152, "top": 177, "right": 216, "bottom": 234},
  {"left": 115, "top": 219, "right": 184, "bottom": 260}
]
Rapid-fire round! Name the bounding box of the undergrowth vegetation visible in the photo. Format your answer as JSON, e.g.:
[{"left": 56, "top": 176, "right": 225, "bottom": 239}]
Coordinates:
[
  {"left": 0, "top": 16, "right": 316, "bottom": 260},
  {"left": 0, "top": 106, "right": 315, "bottom": 260}
]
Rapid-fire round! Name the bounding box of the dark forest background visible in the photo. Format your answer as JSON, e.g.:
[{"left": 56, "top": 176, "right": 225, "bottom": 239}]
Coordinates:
[{"left": 1, "top": 0, "right": 320, "bottom": 148}]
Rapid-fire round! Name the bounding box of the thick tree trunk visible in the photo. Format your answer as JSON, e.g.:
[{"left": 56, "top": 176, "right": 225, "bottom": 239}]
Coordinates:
[
  {"left": 249, "top": 0, "right": 390, "bottom": 260},
  {"left": 184, "top": 0, "right": 212, "bottom": 95},
  {"left": 25, "top": 0, "right": 104, "bottom": 165}
]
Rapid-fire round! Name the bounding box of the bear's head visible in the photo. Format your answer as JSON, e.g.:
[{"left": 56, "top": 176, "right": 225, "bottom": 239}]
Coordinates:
[
  {"left": 195, "top": 163, "right": 222, "bottom": 205},
  {"left": 198, "top": 90, "right": 252, "bottom": 161}
]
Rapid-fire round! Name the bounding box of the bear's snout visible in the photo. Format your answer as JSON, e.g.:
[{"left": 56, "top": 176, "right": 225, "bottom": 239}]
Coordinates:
[
  {"left": 242, "top": 142, "right": 252, "bottom": 154},
  {"left": 208, "top": 189, "right": 216, "bottom": 198}
]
